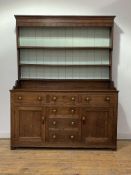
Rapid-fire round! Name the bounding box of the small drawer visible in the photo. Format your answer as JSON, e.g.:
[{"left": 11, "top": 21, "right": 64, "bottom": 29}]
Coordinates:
[
  {"left": 46, "top": 130, "right": 81, "bottom": 143},
  {"left": 13, "top": 92, "right": 45, "bottom": 105},
  {"left": 47, "top": 107, "right": 79, "bottom": 117},
  {"left": 47, "top": 117, "right": 80, "bottom": 129},
  {"left": 81, "top": 94, "right": 116, "bottom": 106},
  {"left": 46, "top": 93, "right": 79, "bottom": 104}
]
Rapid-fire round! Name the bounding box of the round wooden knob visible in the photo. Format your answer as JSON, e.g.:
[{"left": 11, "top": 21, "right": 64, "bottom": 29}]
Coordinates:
[
  {"left": 52, "top": 109, "right": 57, "bottom": 113},
  {"left": 71, "top": 121, "right": 75, "bottom": 125},
  {"left": 85, "top": 97, "right": 90, "bottom": 101},
  {"left": 38, "top": 96, "right": 42, "bottom": 101},
  {"left": 71, "top": 109, "right": 75, "bottom": 113},
  {"left": 71, "top": 97, "right": 75, "bottom": 101},
  {"left": 42, "top": 116, "right": 45, "bottom": 124},
  {"left": 106, "top": 97, "right": 110, "bottom": 101},
  {"left": 70, "top": 135, "right": 74, "bottom": 139},
  {"left": 52, "top": 135, "right": 56, "bottom": 139},
  {"left": 18, "top": 96, "right": 22, "bottom": 100},
  {"left": 82, "top": 116, "right": 86, "bottom": 121},
  {"left": 53, "top": 121, "right": 56, "bottom": 125},
  {"left": 42, "top": 116, "right": 45, "bottom": 121},
  {"left": 52, "top": 96, "right": 57, "bottom": 101}
]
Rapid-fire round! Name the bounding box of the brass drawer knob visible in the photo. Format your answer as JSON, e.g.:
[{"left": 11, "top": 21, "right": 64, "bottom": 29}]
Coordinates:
[
  {"left": 71, "top": 109, "right": 75, "bottom": 113},
  {"left": 71, "top": 97, "right": 75, "bottom": 101},
  {"left": 53, "top": 121, "right": 56, "bottom": 125},
  {"left": 82, "top": 116, "right": 86, "bottom": 121},
  {"left": 42, "top": 116, "right": 45, "bottom": 124},
  {"left": 71, "top": 121, "right": 75, "bottom": 125},
  {"left": 106, "top": 97, "right": 110, "bottom": 101},
  {"left": 52, "top": 96, "right": 57, "bottom": 101},
  {"left": 38, "top": 96, "right": 42, "bottom": 101},
  {"left": 70, "top": 135, "right": 74, "bottom": 139},
  {"left": 52, "top": 135, "right": 56, "bottom": 139},
  {"left": 18, "top": 96, "right": 22, "bottom": 100},
  {"left": 52, "top": 109, "right": 57, "bottom": 113},
  {"left": 85, "top": 97, "right": 90, "bottom": 101}
]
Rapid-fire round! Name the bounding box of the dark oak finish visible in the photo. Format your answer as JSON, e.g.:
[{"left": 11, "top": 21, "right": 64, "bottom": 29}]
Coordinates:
[
  {"left": 81, "top": 108, "right": 115, "bottom": 146},
  {"left": 15, "top": 15, "right": 115, "bottom": 27},
  {"left": 11, "top": 16, "right": 118, "bottom": 149}
]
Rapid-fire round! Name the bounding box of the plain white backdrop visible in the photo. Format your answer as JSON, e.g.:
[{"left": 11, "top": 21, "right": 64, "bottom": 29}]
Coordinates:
[{"left": 0, "top": 0, "right": 131, "bottom": 138}]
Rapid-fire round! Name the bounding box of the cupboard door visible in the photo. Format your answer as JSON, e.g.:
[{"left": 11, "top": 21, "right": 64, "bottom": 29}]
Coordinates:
[
  {"left": 13, "top": 106, "right": 45, "bottom": 144},
  {"left": 81, "top": 108, "right": 115, "bottom": 147}
]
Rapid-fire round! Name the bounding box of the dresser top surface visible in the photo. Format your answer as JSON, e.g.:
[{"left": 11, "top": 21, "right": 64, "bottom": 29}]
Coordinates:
[{"left": 11, "top": 80, "right": 118, "bottom": 92}]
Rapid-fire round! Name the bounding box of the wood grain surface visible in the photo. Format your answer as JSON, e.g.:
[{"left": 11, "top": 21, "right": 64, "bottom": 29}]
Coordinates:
[{"left": 0, "top": 139, "right": 131, "bottom": 175}]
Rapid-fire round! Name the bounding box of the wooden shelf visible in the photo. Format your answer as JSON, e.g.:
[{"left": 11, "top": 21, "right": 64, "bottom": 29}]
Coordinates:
[
  {"left": 18, "top": 46, "right": 112, "bottom": 50},
  {"left": 20, "top": 63, "right": 111, "bottom": 67},
  {"left": 20, "top": 78, "right": 110, "bottom": 81}
]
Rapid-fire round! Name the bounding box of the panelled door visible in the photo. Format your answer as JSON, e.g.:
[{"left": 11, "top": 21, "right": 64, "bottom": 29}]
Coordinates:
[
  {"left": 13, "top": 106, "right": 45, "bottom": 145},
  {"left": 81, "top": 107, "right": 115, "bottom": 147}
]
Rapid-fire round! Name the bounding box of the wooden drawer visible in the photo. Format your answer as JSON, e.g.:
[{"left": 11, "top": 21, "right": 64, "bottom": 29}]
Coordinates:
[
  {"left": 46, "top": 130, "right": 81, "bottom": 143},
  {"left": 47, "top": 107, "right": 79, "bottom": 117},
  {"left": 46, "top": 93, "right": 79, "bottom": 105},
  {"left": 12, "top": 92, "right": 45, "bottom": 105},
  {"left": 80, "top": 94, "right": 116, "bottom": 106},
  {"left": 47, "top": 117, "right": 80, "bottom": 129}
]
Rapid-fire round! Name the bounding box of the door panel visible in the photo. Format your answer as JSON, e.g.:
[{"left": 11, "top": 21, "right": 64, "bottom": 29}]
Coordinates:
[
  {"left": 81, "top": 108, "right": 114, "bottom": 146},
  {"left": 14, "top": 106, "right": 45, "bottom": 143}
]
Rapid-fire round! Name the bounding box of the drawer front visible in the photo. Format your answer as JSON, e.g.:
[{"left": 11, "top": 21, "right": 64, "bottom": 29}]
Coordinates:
[
  {"left": 46, "top": 93, "right": 79, "bottom": 105},
  {"left": 46, "top": 130, "right": 81, "bottom": 143},
  {"left": 13, "top": 92, "right": 45, "bottom": 105},
  {"left": 47, "top": 107, "right": 79, "bottom": 117},
  {"left": 47, "top": 117, "right": 81, "bottom": 129},
  {"left": 81, "top": 94, "right": 116, "bottom": 106}
]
